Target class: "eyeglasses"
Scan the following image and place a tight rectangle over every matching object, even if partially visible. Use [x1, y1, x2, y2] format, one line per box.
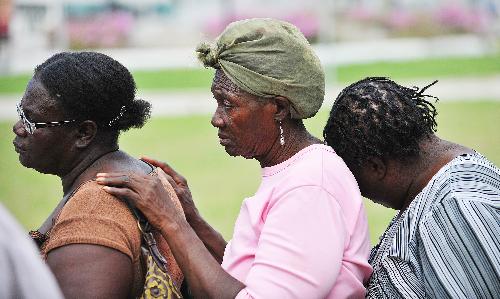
[16, 103, 77, 134]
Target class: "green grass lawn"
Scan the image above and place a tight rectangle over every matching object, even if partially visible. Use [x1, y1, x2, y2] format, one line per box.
[1, 101, 498, 244]
[1, 54, 499, 94]
[330, 54, 500, 83]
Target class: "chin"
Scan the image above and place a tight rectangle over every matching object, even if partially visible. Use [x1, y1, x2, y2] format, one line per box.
[376, 200, 396, 209]
[225, 150, 239, 157]
[368, 196, 400, 210]
[17, 154, 31, 168]
[222, 144, 240, 157]
[240, 152, 256, 159]
[222, 145, 237, 156]
[224, 148, 255, 160]
[18, 156, 52, 175]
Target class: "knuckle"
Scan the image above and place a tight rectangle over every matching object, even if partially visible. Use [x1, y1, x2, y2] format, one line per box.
[123, 189, 133, 197]
[146, 177, 156, 187]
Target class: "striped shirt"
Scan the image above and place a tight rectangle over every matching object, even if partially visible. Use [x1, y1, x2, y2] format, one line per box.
[367, 153, 500, 299]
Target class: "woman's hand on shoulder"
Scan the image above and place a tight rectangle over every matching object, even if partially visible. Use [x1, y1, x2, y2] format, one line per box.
[95, 171, 184, 233]
[142, 157, 229, 264]
[141, 157, 200, 223]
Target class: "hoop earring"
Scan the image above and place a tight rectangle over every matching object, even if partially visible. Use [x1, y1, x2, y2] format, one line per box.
[279, 121, 285, 146]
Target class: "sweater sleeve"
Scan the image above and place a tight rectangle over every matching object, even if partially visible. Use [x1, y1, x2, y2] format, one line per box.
[235, 185, 346, 299]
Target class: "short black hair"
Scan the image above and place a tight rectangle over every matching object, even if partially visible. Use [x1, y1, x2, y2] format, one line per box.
[323, 77, 438, 168]
[34, 52, 151, 143]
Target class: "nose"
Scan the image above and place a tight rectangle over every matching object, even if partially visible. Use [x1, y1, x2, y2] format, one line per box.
[211, 106, 224, 128]
[13, 120, 27, 137]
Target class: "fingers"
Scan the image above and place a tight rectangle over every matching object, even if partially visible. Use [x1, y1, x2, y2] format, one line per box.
[140, 156, 171, 171]
[156, 169, 175, 187]
[140, 156, 186, 185]
[165, 175, 178, 190]
[96, 172, 151, 193]
[101, 186, 140, 206]
[96, 172, 129, 178]
[101, 185, 134, 198]
[98, 174, 152, 211]
[96, 173, 133, 187]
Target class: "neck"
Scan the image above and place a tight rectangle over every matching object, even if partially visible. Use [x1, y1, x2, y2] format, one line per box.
[61, 146, 119, 196]
[258, 121, 321, 168]
[399, 135, 473, 211]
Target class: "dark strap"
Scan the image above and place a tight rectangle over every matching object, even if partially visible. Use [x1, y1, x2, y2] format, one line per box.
[127, 202, 170, 272]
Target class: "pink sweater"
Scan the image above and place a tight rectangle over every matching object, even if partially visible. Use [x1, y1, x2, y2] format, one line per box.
[221, 144, 372, 299]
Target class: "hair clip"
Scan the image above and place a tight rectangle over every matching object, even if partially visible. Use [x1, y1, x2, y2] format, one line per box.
[108, 105, 126, 127]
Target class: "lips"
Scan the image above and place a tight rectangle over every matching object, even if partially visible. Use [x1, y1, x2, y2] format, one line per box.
[218, 133, 231, 146]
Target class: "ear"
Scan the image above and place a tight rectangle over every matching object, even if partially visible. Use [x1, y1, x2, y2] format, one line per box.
[365, 156, 387, 181]
[272, 96, 291, 122]
[74, 120, 98, 148]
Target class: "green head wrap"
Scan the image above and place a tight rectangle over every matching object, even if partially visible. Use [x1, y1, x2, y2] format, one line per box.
[196, 18, 325, 119]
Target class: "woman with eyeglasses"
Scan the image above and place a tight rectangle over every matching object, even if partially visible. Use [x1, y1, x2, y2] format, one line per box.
[12, 52, 184, 298]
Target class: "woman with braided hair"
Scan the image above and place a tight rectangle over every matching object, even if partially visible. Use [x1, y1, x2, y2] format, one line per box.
[323, 77, 500, 298]
[12, 52, 184, 298]
[97, 18, 372, 298]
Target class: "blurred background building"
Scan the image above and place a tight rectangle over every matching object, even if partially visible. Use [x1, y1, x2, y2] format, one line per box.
[0, 0, 498, 74]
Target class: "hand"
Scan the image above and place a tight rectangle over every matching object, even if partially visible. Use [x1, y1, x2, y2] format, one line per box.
[95, 172, 185, 232]
[141, 157, 199, 223]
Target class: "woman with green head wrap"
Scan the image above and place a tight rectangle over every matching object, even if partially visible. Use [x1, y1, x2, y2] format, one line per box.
[97, 18, 372, 298]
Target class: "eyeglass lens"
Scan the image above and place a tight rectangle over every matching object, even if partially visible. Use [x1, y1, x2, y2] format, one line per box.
[16, 103, 33, 134]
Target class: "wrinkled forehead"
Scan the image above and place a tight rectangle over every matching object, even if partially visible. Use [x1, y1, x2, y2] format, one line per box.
[211, 69, 243, 94]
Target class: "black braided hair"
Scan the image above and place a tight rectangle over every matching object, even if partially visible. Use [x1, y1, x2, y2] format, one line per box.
[323, 77, 438, 169]
[33, 52, 151, 143]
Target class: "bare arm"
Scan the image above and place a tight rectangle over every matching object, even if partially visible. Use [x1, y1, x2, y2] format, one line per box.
[161, 217, 244, 298]
[47, 244, 133, 299]
[185, 210, 227, 264]
[96, 171, 245, 299]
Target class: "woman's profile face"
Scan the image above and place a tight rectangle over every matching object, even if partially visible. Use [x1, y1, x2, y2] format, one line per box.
[12, 78, 76, 175]
[210, 71, 278, 159]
